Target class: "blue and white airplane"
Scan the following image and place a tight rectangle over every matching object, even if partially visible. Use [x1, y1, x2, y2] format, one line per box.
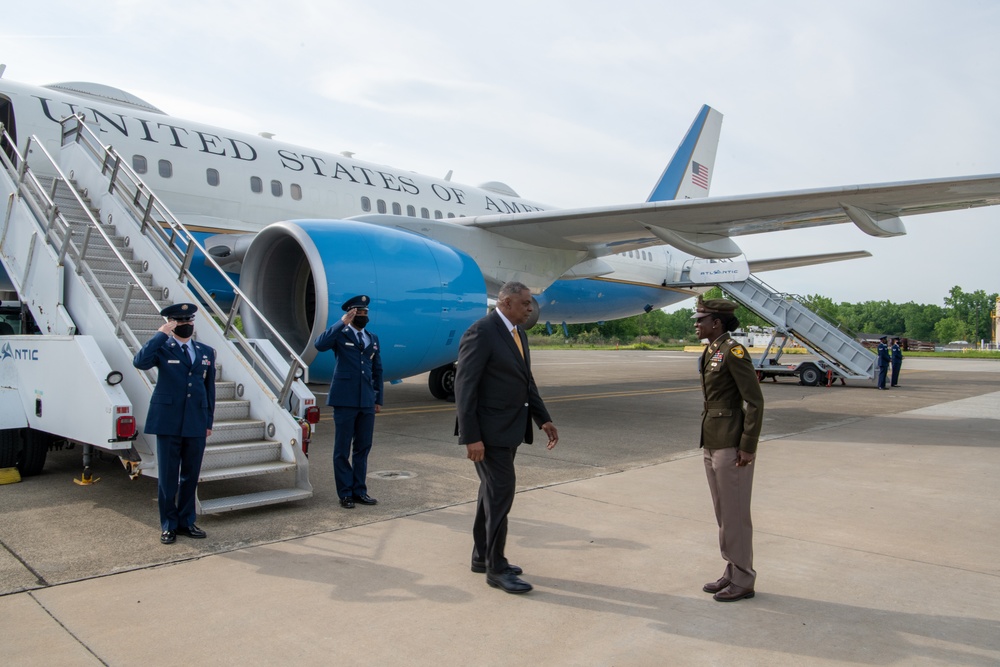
[2, 69, 999, 397]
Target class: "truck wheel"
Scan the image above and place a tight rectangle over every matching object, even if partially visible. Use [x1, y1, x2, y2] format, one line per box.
[17, 429, 51, 477]
[428, 364, 456, 401]
[799, 363, 821, 387]
[0, 429, 18, 468]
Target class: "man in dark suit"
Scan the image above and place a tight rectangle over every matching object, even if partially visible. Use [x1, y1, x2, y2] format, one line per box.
[133, 303, 216, 545]
[455, 281, 558, 594]
[693, 297, 764, 602]
[314, 295, 383, 509]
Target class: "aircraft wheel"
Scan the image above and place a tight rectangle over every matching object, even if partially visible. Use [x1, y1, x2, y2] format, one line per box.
[798, 363, 821, 387]
[428, 364, 456, 401]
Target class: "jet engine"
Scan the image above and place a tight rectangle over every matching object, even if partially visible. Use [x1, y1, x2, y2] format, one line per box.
[238, 220, 487, 384]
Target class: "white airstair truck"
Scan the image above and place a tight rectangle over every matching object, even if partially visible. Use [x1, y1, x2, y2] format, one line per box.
[0, 115, 314, 513]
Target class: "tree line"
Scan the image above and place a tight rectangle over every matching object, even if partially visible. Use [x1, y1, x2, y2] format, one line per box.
[529, 286, 998, 345]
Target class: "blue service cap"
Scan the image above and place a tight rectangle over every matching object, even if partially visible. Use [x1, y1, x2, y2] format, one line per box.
[341, 295, 371, 311]
[160, 303, 198, 320]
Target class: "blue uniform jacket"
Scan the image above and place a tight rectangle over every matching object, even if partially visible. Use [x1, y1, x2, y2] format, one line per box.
[133, 332, 217, 436]
[314, 325, 383, 409]
[891, 343, 903, 363]
[877, 343, 890, 367]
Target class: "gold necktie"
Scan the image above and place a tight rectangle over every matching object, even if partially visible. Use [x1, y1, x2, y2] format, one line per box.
[511, 327, 524, 359]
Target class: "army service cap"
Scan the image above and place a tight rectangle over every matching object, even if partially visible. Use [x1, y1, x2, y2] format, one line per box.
[341, 294, 371, 311]
[160, 303, 198, 321]
[691, 296, 738, 319]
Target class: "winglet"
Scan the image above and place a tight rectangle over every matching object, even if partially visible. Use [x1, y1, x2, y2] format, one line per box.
[646, 105, 724, 202]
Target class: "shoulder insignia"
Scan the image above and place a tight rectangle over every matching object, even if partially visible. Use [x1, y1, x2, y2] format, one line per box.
[731, 346, 745, 358]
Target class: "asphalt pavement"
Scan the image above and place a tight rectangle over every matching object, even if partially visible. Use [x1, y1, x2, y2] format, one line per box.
[1, 352, 998, 666]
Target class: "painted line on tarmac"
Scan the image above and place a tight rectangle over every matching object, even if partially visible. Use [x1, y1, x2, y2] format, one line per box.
[377, 385, 700, 416]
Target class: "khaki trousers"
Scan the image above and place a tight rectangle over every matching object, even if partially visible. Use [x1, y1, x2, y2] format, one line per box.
[703, 446, 756, 588]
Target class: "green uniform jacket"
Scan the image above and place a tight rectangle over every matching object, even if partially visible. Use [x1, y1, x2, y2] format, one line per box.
[699, 333, 765, 453]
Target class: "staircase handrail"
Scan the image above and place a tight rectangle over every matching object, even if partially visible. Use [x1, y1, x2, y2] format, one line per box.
[57, 115, 308, 406]
[1, 124, 162, 352]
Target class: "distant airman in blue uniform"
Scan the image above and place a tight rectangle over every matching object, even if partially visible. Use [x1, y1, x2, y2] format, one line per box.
[133, 303, 216, 544]
[890, 337, 904, 387]
[314, 295, 383, 508]
[876, 336, 890, 390]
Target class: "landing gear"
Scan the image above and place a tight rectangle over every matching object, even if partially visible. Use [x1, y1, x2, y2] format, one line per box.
[428, 363, 456, 401]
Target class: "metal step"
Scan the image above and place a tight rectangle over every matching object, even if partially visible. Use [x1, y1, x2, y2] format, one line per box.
[201, 440, 282, 469]
[198, 488, 313, 514]
[198, 461, 297, 482]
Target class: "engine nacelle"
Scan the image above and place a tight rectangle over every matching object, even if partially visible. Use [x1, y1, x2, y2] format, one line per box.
[239, 220, 487, 383]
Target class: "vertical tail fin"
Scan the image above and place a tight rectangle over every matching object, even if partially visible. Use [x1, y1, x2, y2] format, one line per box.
[646, 105, 723, 202]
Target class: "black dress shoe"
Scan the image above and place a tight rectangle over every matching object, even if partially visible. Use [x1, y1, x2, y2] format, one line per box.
[339, 497, 355, 508]
[176, 524, 207, 539]
[471, 561, 523, 575]
[160, 530, 176, 545]
[486, 571, 533, 594]
[702, 576, 731, 594]
[713, 583, 755, 602]
[353, 493, 378, 505]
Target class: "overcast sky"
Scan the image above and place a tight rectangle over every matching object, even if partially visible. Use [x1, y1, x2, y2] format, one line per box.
[5, 1, 998, 307]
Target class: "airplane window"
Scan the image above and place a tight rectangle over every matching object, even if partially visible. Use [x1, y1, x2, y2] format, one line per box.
[206, 168, 220, 186]
[250, 176, 263, 193]
[271, 180, 283, 197]
[291, 183, 302, 201]
[158, 159, 172, 178]
[641, 251, 647, 261]
[434, 210, 443, 219]
[447, 212, 456, 218]
[132, 155, 147, 174]
[392, 202, 401, 215]
[407, 205, 416, 217]
[420, 207, 429, 219]
[361, 197, 372, 212]
[377, 199, 387, 214]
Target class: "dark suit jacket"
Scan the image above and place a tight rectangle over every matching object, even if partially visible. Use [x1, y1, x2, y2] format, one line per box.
[455, 311, 551, 448]
[314, 324, 383, 409]
[133, 332, 216, 437]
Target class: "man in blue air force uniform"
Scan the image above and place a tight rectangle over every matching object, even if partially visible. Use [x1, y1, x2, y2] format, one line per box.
[133, 303, 216, 545]
[314, 295, 383, 508]
[876, 336, 890, 390]
[890, 337, 904, 387]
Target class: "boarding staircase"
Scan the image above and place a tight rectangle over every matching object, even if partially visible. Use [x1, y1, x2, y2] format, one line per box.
[0, 115, 314, 513]
[717, 275, 876, 381]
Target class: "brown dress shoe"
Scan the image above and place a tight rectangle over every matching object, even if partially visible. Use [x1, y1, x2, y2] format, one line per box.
[702, 577, 731, 594]
[713, 583, 755, 602]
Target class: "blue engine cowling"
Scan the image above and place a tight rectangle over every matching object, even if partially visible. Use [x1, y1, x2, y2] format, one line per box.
[238, 220, 487, 383]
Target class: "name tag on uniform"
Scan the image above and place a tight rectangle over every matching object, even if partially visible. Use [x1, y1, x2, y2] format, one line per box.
[345, 342, 355, 347]
[167, 359, 181, 364]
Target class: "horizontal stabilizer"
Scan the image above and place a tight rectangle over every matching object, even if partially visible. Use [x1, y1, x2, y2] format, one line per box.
[748, 250, 872, 273]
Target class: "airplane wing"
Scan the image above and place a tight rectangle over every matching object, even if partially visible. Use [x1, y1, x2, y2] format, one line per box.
[747, 250, 872, 273]
[459, 174, 1000, 259]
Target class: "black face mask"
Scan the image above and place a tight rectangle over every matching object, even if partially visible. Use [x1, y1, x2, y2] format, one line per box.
[174, 323, 195, 338]
[353, 315, 369, 329]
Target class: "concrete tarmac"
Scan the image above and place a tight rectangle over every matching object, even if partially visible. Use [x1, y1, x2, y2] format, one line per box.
[1, 352, 998, 666]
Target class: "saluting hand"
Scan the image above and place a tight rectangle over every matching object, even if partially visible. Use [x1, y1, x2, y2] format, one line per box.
[341, 308, 357, 326]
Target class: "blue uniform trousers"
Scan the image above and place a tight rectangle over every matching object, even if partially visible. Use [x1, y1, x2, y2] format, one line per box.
[332, 406, 375, 499]
[891, 362, 901, 386]
[156, 435, 207, 531]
